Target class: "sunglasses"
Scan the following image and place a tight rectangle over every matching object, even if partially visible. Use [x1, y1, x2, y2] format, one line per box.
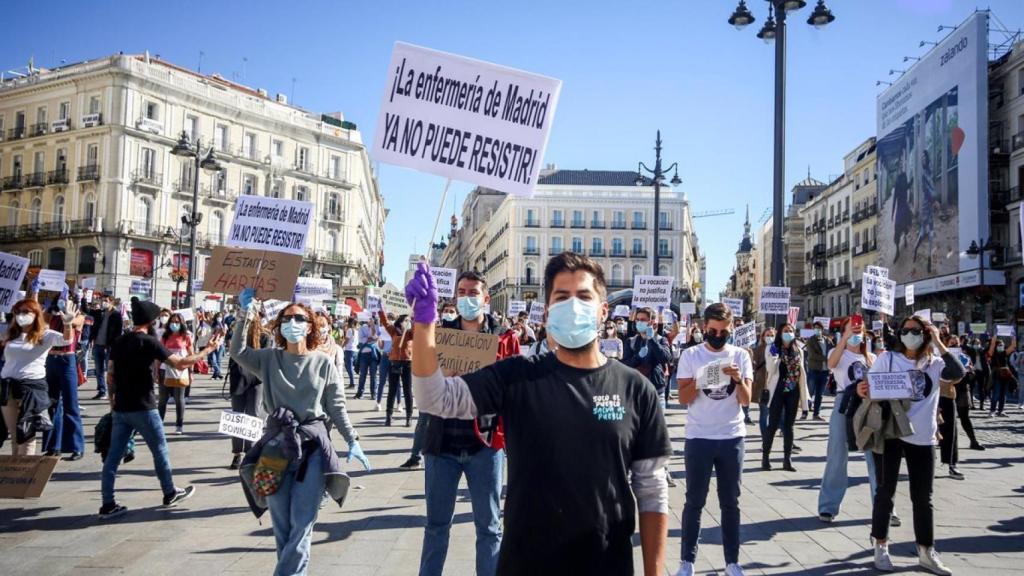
[900, 328, 923, 336]
[281, 314, 309, 324]
[705, 329, 731, 338]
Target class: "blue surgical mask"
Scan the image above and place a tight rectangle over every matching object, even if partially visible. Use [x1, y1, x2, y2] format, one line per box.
[457, 296, 484, 321]
[546, 297, 599, 350]
[635, 321, 649, 334]
[168, 322, 181, 332]
[782, 332, 795, 345]
[281, 320, 308, 343]
[849, 334, 863, 347]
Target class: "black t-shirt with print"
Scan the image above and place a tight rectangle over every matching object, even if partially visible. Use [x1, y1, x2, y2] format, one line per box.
[463, 352, 672, 575]
[110, 331, 171, 412]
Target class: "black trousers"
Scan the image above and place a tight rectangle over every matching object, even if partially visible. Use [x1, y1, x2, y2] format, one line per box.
[230, 385, 260, 454]
[386, 360, 413, 419]
[955, 381, 980, 447]
[871, 439, 935, 546]
[938, 396, 958, 465]
[763, 388, 799, 462]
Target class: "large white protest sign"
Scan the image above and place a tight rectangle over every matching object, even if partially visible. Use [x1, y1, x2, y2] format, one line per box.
[679, 302, 697, 316]
[997, 324, 1014, 338]
[612, 305, 630, 318]
[812, 316, 831, 329]
[430, 267, 457, 298]
[862, 273, 896, 316]
[366, 294, 382, 314]
[868, 372, 914, 400]
[733, 322, 757, 348]
[337, 303, 352, 318]
[865, 265, 889, 279]
[375, 42, 562, 197]
[905, 284, 915, 306]
[758, 287, 791, 316]
[507, 300, 527, 316]
[914, 309, 931, 323]
[295, 277, 333, 301]
[722, 298, 744, 318]
[36, 269, 66, 292]
[632, 275, 673, 309]
[0, 252, 29, 313]
[528, 301, 545, 324]
[172, 308, 195, 323]
[228, 196, 313, 257]
[78, 276, 96, 290]
[218, 411, 264, 442]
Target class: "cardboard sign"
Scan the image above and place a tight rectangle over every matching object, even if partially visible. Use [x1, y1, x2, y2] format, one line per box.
[172, 307, 195, 323]
[862, 273, 895, 316]
[612, 305, 631, 318]
[788, 307, 800, 326]
[366, 295, 382, 314]
[203, 246, 303, 301]
[997, 325, 1014, 338]
[78, 276, 97, 289]
[868, 372, 914, 400]
[733, 321, 757, 348]
[905, 284, 915, 306]
[914, 309, 932, 323]
[295, 277, 333, 301]
[431, 267, 457, 298]
[508, 300, 527, 316]
[0, 252, 30, 313]
[865, 265, 889, 279]
[228, 196, 313, 257]
[758, 287, 791, 315]
[375, 42, 562, 197]
[435, 327, 500, 376]
[600, 338, 621, 357]
[218, 411, 265, 442]
[0, 455, 59, 498]
[528, 301, 545, 324]
[722, 298, 744, 318]
[812, 316, 831, 329]
[36, 269, 66, 292]
[679, 302, 697, 316]
[632, 275, 674, 309]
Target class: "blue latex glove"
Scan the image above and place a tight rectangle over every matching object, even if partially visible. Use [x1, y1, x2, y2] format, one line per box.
[769, 344, 779, 356]
[638, 345, 649, 359]
[30, 277, 41, 294]
[404, 261, 438, 325]
[238, 288, 257, 313]
[346, 441, 371, 471]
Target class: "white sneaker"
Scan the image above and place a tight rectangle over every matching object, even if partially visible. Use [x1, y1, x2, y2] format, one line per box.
[724, 563, 745, 576]
[874, 540, 895, 572]
[375, 402, 382, 411]
[918, 545, 953, 575]
[673, 561, 694, 576]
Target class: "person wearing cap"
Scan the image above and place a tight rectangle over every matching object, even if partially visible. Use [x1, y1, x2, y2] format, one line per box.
[99, 300, 222, 519]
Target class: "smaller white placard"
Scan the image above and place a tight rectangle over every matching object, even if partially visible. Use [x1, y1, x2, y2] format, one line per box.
[218, 411, 265, 442]
[812, 316, 831, 329]
[507, 300, 527, 316]
[905, 284, 915, 306]
[800, 328, 816, 339]
[612, 305, 630, 318]
[872, 320, 884, 331]
[679, 302, 697, 316]
[528, 301, 545, 324]
[599, 339, 620, 357]
[733, 322, 757, 348]
[722, 298, 744, 318]
[37, 269, 66, 291]
[758, 287, 791, 315]
[865, 265, 889, 279]
[867, 372, 914, 400]
[914, 309, 931, 323]
[173, 308, 195, 323]
[337, 303, 352, 317]
[366, 295, 382, 314]
[356, 310, 371, 322]
[997, 325, 1014, 338]
[79, 276, 97, 289]
[430, 267, 457, 298]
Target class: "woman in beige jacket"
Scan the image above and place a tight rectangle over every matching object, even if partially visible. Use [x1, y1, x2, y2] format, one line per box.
[762, 323, 809, 471]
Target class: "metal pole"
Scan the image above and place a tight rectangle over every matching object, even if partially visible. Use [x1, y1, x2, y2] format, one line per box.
[185, 150, 200, 309]
[175, 233, 183, 308]
[771, 4, 786, 289]
[653, 131, 662, 277]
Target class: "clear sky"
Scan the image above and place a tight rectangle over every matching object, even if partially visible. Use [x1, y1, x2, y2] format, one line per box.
[4, 0, 1023, 296]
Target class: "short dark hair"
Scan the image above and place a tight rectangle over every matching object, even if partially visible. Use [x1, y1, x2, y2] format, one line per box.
[703, 302, 733, 324]
[543, 251, 606, 305]
[635, 307, 656, 322]
[456, 270, 487, 289]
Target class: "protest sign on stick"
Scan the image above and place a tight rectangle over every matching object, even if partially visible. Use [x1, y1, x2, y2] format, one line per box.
[430, 267, 457, 298]
[631, 276, 673, 309]
[227, 196, 313, 257]
[722, 298, 744, 318]
[436, 328, 500, 377]
[758, 287, 791, 316]
[861, 273, 895, 316]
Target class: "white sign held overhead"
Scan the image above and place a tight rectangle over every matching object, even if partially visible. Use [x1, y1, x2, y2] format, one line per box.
[865, 265, 889, 279]
[528, 302, 545, 324]
[375, 42, 562, 197]
[758, 287, 791, 316]
[337, 303, 352, 318]
[295, 277, 333, 301]
[0, 252, 30, 313]
[172, 308, 194, 323]
[430, 267, 457, 298]
[679, 302, 697, 316]
[631, 275, 673, 309]
[997, 324, 1014, 338]
[366, 295, 382, 314]
[722, 298, 744, 318]
[812, 316, 831, 329]
[905, 284, 915, 306]
[733, 322, 757, 348]
[612, 305, 631, 318]
[78, 276, 96, 290]
[36, 269, 66, 292]
[228, 196, 314, 257]
[914, 309, 931, 323]
[861, 273, 896, 316]
[800, 328, 817, 339]
[872, 320, 884, 331]
[507, 300, 527, 316]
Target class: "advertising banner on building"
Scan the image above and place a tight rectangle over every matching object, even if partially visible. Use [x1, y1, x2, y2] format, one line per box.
[374, 42, 561, 197]
[875, 12, 988, 288]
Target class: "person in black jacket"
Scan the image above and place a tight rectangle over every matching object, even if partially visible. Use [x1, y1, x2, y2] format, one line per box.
[88, 295, 123, 400]
[623, 307, 673, 407]
[227, 314, 270, 469]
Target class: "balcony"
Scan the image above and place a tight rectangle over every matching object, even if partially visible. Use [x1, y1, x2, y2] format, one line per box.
[47, 169, 69, 185]
[316, 251, 352, 265]
[631, 221, 647, 230]
[7, 126, 26, 140]
[123, 219, 161, 237]
[630, 250, 648, 258]
[659, 221, 673, 231]
[841, 211, 850, 222]
[548, 247, 566, 255]
[570, 220, 585, 229]
[2, 175, 22, 190]
[523, 247, 540, 256]
[68, 219, 94, 234]
[237, 146, 262, 162]
[990, 139, 1010, 155]
[805, 226, 812, 236]
[174, 178, 196, 194]
[323, 209, 344, 222]
[131, 170, 163, 189]
[50, 118, 71, 133]
[659, 250, 673, 258]
[29, 123, 47, 137]
[136, 117, 162, 135]
[23, 172, 46, 188]
[293, 162, 315, 175]
[519, 276, 541, 287]
[1013, 132, 1024, 152]
[817, 219, 825, 230]
[841, 240, 849, 251]
[550, 220, 565, 228]
[590, 220, 605, 229]
[524, 219, 540, 228]
[610, 249, 627, 258]
[80, 113, 102, 128]
[827, 217, 836, 229]
[610, 221, 627, 230]
[77, 165, 100, 182]
[589, 248, 606, 257]
[204, 185, 237, 204]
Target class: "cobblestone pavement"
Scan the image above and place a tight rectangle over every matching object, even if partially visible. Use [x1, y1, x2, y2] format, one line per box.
[1, 373, 1022, 575]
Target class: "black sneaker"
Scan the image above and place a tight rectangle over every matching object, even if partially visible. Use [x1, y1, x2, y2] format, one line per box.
[162, 485, 196, 507]
[123, 451, 135, 464]
[948, 467, 965, 480]
[92, 393, 108, 400]
[64, 452, 83, 461]
[398, 457, 423, 470]
[229, 453, 243, 470]
[98, 502, 128, 519]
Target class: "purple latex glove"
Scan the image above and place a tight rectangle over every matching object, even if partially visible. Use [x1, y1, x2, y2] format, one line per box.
[405, 261, 438, 325]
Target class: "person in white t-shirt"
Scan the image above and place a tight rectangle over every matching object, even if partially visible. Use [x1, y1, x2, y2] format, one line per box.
[860, 315, 964, 575]
[674, 303, 753, 576]
[341, 318, 359, 389]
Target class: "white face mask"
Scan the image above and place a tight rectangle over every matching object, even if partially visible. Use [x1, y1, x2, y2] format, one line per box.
[15, 313, 35, 327]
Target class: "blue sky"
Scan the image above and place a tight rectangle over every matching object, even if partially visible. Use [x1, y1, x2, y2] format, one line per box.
[4, 0, 1024, 295]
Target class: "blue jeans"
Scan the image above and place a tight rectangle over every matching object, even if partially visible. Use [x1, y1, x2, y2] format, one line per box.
[757, 401, 770, 438]
[356, 354, 378, 398]
[92, 345, 111, 395]
[208, 346, 223, 378]
[421, 448, 503, 576]
[267, 452, 325, 576]
[43, 354, 85, 454]
[991, 377, 1008, 413]
[807, 369, 829, 416]
[377, 355, 391, 403]
[101, 409, 176, 505]
[817, 391, 878, 517]
[343, 350, 356, 388]
[682, 437, 743, 565]
[409, 414, 428, 460]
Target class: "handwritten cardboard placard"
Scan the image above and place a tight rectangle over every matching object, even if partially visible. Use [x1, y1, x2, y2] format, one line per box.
[868, 372, 914, 400]
[436, 327, 500, 376]
[0, 455, 59, 498]
[218, 411, 265, 442]
[203, 246, 303, 301]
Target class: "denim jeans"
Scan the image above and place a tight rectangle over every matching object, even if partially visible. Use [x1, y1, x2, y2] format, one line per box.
[342, 350, 356, 388]
[991, 377, 1009, 413]
[377, 355, 391, 403]
[420, 448, 503, 576]
[807, 369, 829, 416]
[92, 345, 111, 395]
[409, 414, 428, 461]
[817, 391, 877, 517]
[682, 437, 743, 565]
[208, 346, 223, 378]
[356, 353, 378, 398]
[43, 354, 85, 454]
[101, 409, 176, 505]
[267, 452, 325, 576]
[757, 401, 769, 438]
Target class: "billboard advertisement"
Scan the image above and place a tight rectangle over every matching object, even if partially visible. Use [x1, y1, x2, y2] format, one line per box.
[875, 12, 988, 286]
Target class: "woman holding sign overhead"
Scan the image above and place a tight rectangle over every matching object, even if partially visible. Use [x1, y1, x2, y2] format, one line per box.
[762, 323, 808, 472]
[859, 315, 964, 575]
[986, 331, 1015, 418]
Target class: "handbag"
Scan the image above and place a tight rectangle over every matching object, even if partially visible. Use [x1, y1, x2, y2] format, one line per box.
[77, 362, 87, 388]
[998, 367, 1013, 380]
[164, 354, 190, 388]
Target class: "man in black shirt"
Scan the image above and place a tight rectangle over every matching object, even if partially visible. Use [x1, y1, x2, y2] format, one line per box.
[89, 294, 123, 399]
[408, 253, 672, 575]
[99, 299, 220, 519]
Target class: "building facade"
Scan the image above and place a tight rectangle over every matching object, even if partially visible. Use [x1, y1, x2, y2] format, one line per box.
[0, 53, 385, 305]
[441, 168, 705, 315]
[721, 206, 758, 319]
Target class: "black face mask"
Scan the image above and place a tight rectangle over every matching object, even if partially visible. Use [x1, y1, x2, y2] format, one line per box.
[705, 333, 730, 349]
